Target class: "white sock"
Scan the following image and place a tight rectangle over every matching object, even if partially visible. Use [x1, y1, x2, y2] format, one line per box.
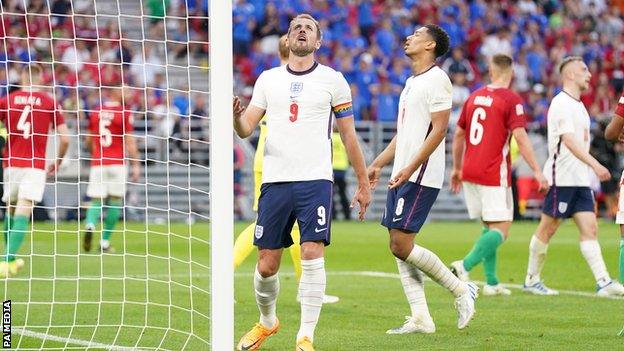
[100, 240, 110, 249]
[526, 235, 548, 285]
[405, 245, 466, 297]
[396, 257, 431, 320]
[254, 266, 279, 329]
[579, 240, 611, 286]
[297, 258, 326, 342]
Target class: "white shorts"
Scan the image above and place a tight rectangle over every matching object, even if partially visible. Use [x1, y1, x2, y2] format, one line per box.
[616, 173, 624, 224]
[2, 167, 47, 203]
[86, 165, 127, 199]
[463, 182, 513, 222]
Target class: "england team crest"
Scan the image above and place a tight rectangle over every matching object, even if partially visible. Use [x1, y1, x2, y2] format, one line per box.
[558, 202, 568, 214]
[290, 82, 304, 96]
[254, 225, 264, 239]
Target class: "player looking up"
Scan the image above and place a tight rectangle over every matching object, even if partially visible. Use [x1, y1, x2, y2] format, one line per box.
[0, 64, 69, 277]
[367, 25, 478, 335]
[449, 54, 549, 295]
[233, 14, 371, 351]
[83, 86, 140, 253]
[232, 34, 339, 304]
[523, 56, 624, 297]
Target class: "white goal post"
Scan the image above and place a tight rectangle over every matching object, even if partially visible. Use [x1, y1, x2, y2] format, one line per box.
[209, 0, 234, 350]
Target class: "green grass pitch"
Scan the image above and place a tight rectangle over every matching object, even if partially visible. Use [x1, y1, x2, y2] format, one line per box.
[2, 221, 210, 350]
[2, 220, 623, 350]
[235, 220, 624, 351]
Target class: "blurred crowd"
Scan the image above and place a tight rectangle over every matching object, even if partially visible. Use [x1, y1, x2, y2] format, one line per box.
[0, 0, 210, 164]
[234, 0, 624, 125]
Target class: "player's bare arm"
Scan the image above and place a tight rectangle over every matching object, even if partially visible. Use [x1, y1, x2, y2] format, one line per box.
[48, 123, 70, 176]
[367, 135, 397, 190]
[336, 116, 371, 220]
[125, 134, 141, 182]
[450, 126, 466, 194]
[605, 113, 624, 142]
[512, 127, 549, 192]
[232, 96, 264, 138]
[560, 132, 610, 181]
[389, 108, 450, 189]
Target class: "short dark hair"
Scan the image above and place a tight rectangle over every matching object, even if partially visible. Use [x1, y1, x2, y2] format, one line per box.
[424, 24, 450, 58]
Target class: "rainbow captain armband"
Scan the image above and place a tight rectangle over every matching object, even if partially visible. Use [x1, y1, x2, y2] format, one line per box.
[333, 102, 353, 118]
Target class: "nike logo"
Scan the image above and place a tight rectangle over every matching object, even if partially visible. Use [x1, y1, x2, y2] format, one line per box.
[392, 217, 402, 222]
[315, 227, 327, 233]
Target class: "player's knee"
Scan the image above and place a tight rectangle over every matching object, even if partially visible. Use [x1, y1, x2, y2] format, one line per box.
[300, 241, 323, 260]
[580, 224, 598, 240]
[14, 199, 34, 216]
[537, 222, 557, 240]
[256, 259, 280, 277]
[388, 240, 410, 261]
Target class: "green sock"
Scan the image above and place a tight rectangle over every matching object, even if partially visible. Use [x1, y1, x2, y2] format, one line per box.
[483, 229, 505, 285]
[85, 200, 102, 228]
[463, 229, 504, 271]
[6, 215, 29, 262]
[484, 247, 500, 286]
[619, 239, 624, 284]
[102, 199, 122, 242]
[461, 228, 490, 271]
[3, 214, 11, 244]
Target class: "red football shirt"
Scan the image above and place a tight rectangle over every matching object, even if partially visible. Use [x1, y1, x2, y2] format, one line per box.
[0, 90, 65, 170]
[457, 86, 526, 187]
[89, 102, 134, 166]
[615, 95, 624, 117]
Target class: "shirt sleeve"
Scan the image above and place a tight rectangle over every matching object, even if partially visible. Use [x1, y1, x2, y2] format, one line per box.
[332, 72, 353, 119]
[615, 95, 624, 117]
[457, 100, 468, 129]
[506, 93, 527, 130]
[0, 97, 6, 123]
[548, 100, 574, 136]
[125, 111, 134, 133]
[89, 111, 98, 134]
[429, 73, 452, 113]
[249, 72, 268, 110]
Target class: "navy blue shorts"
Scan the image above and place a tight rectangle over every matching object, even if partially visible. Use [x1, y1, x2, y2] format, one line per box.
[381, 182, 439, 233]
[542, 186, 594, 218]
[254, 180, 333, 249]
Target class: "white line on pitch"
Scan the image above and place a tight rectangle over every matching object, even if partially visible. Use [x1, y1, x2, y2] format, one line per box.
[235, 270, 624, 300]
[13, 328, 140, 351]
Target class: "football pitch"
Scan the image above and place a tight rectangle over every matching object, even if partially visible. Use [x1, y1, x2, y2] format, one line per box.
[235, 220, 624, 351]
[2, 221, 211, 350]
[1, 220, 622, 350]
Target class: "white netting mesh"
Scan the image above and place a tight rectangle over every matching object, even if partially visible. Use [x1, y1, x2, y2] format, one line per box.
[0, 0, 211, 349]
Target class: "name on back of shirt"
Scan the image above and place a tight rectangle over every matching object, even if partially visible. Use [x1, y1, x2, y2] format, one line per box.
[13, 95, 42, 106]
[473, 95, 493, 107]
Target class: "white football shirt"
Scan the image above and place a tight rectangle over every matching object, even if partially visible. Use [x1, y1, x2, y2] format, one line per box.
[542, 91, 591, 186]
[250, 62, 353, 183]
[391, 66, 452, 189]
